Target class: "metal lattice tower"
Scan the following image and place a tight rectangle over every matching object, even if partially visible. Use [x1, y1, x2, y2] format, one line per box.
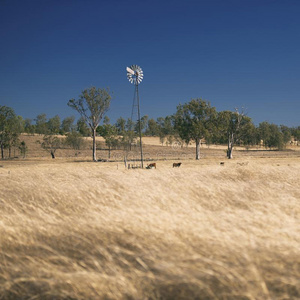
[126, 65, 144, 168]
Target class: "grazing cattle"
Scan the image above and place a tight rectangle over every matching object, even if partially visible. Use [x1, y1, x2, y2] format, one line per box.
[173, 162, 182, 168]
[146, 163, 156, 169]
[220, 162, 225, 166]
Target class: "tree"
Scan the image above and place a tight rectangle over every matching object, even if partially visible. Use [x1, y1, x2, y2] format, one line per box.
[61, 116, 75, 134]
[5, 115, 24, 158]
[291, 126, 300, 142]
[47, 115, 61, 135]
[258, 121, 271, 148]
[134, 115, 148, 134]
[146, 118, 159, 136]
[68, 87, 111, 161]
[174, 99, 217, 160]
[280, 125, 291, 145]
[24, 118, 36, 135]
[123, 118, 136, 151]
[217, 109, 254, 159]
[19, 141, 28, 158]
[115, 117, 126, 135]
[64, 131, 86, 152]
[41, 135, 61, 159]
[77, 117, 90, 136]
[103, 116, 110, 125]
[0, 106, 23, 159]
[35, 114, 48, 134]
[98, 123, 119, 159]
[268, 124, 284, 150]
[163, 116, 175, 135]
[258, 122, 283, 149]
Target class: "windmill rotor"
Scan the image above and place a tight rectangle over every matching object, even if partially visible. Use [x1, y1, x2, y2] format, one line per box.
[126, 65, 143, 85]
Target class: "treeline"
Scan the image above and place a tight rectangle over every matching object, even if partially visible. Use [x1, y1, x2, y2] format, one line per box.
[1, 100, 299, 160]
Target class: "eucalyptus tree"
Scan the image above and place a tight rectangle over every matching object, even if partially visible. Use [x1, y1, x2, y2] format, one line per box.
[64, 131, 86, 152]
[174, 99, 217, 160]
[291, 126, 300, 142]
[115, 117, 126, 135]
[258, 122, 287, 150]
[145, 118, 159, 136]
[61, 116, 75, 134]
[41, 135, 61, 159]
[47, 115, 61, 134]
[134, 115, 148, 134]
[123, 118, 136, 151]
[280, 125, 292, 145]
[0, 106, 23, 159]
[258, 121, 271, 148]
[98, 123, 119, 159]
[68, 87, 111, 161]
[35, 114, 48, 134]
[24, 118, 36, 135]
[77, 117, 90, 136]
[217, 109, 253, 159]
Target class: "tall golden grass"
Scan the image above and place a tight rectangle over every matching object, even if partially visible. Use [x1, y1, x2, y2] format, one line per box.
[0, 157, 299, 299]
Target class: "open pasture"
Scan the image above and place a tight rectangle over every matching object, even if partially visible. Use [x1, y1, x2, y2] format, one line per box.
[0, 156, 300, 299]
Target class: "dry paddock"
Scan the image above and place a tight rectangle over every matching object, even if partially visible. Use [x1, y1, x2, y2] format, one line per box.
[0, 156, 300, 299]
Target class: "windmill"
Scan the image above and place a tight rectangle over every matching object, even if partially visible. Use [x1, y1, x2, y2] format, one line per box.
[126, 65, 144, 168]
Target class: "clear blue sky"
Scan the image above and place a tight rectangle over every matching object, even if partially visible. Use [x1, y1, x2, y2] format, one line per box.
[0, 0, 299, 127]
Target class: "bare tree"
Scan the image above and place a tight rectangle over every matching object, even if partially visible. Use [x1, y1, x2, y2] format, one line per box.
[68, 87, 111, 161]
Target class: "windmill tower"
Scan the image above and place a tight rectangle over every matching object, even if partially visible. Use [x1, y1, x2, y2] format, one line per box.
[126, 65, 144, 168]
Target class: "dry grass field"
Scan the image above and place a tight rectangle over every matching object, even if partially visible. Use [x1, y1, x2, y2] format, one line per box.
[0, 136, 300, 299]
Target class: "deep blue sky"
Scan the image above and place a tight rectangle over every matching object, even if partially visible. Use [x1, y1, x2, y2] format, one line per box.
[0, 0, 299, 126]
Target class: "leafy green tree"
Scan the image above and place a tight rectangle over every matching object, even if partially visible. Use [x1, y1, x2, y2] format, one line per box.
[241, 121, 257, 148]
[35, 114, 48, 134]
[258, 122, 286, 150]
[77, 117, 90, 136]
[167, 135, 174, 147]
[68, 87, 112, 161]
[156, 116, 175, 145]
[258, 122, 271, 148]
[163, 116, 175, 135]
[19, 141, 28, 158]
[61, 116, 75, 134]
[217, 109, 254, 158]
[115, 117, 126, 135]
[64, 131, 86, 151]
[24, 118, 36, 135]
[103, 116, 110, 125]
[0, 106, 23, 159]
[47, 115, 61, 134]
[280, 125, 291, 145]
[123, 118, 136, 151]
[125, 118, 135, 131]
[268, 124, 284, 150]
[41, 135, 61, 158]
[291, 126, 300, 142]
[145, 118, 159, 136]
[6, 115, 24, 158]
[134, 115, 148, 134]
[98, 123, 119, 158]
[174, 99, 217, 160]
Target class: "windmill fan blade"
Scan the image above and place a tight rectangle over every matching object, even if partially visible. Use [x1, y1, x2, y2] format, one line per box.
[126, 67, 134, 75]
